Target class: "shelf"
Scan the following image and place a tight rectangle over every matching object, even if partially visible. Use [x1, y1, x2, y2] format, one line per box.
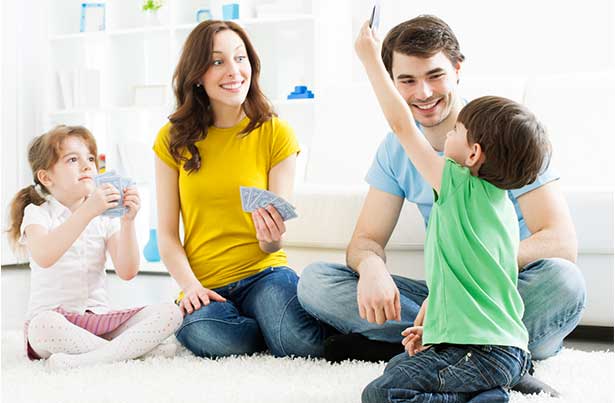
[242, 15, 316, 25]
[51, 26, 170, 42]
[108, 260, 168, 275]
[139, 261, 168, 274]
[45, 1, 323, 261]
[50, 101, 314, 118]
[49, 107, 105, 115]
[173, 15, 316, 32]
[108, 105, 171, 113]
[51, 14, 319, 40]
[50, 31, 106, 42]
[272, 98, 316, 106]
[108, 26, 170, 37]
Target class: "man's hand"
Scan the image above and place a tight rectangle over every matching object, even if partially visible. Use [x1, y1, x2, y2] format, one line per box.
[357, 258, 401, 324]
[402, 326, 426, 356]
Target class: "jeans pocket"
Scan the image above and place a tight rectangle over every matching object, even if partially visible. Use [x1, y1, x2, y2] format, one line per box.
[438, 350, 487, 391]
[477, 346, 523, 388]
[438, 346, 518, 392]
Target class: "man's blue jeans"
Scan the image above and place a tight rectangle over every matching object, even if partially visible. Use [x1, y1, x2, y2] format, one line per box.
[175, 266, 333, 358]
[362, 344, 532, 403]
[297, 258, 586, 360]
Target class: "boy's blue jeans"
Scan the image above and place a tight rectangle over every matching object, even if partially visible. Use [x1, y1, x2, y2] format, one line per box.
[362, 344, 531, 403]
[297, 258, 586, 360]
[175, 266, 333, 358]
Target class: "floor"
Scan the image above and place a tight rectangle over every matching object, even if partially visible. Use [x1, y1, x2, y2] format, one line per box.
[2, 266, 613, 352]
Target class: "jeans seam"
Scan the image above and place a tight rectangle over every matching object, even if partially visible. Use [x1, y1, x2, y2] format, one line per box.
[298, 288, 349, 335]
[478, 349, 513, 387]
[528, 302, 586, 347]
[491, 346, 525, 373]
[175, 316, 249, 337]
[275, 294, 298, 357]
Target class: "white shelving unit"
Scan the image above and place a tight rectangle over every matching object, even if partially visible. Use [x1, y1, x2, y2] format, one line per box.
[44, 0, 324, 272]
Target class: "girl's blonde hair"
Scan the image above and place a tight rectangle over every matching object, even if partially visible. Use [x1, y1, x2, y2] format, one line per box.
[6, 125, 98, 252]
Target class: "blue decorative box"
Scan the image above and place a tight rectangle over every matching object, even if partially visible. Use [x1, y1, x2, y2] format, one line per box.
[222, 3, 239, 20]
[80, 3, 106, 33]
[196, 8, 213, 22]
[287, 85, 315, 99]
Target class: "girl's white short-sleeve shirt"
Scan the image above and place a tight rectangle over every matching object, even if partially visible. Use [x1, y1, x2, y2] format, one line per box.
[20, 197, 120, 320]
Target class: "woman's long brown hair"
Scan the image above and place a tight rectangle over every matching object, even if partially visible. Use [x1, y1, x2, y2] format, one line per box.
[169, 20, 274, 173]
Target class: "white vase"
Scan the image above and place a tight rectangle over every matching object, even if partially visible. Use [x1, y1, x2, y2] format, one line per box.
[144, 10, 161, 26]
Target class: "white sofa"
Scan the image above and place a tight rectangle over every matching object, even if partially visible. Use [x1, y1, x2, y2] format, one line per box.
[284, 185, 613, 327]
[282, 72, 614, 327]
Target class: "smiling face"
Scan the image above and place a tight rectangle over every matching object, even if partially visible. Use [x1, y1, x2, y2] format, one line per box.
[201, 29, 252, 114]
[391, 51, 460, 128]
[39, 136, 97, 203]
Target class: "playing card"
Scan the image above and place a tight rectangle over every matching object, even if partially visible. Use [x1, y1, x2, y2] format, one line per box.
[239, 186, 261, 213]
[93, 171, 135, 218]
[272, 202, 298, 221]
[239, 186, 298, 221]
[240, 186, 251, 211]
[247, 187, 260, 211]
[250, 189, 279, 211]
[369, 0, 381, 30]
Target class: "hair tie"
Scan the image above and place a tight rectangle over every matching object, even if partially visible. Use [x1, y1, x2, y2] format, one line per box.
[33, 183, 46, 198]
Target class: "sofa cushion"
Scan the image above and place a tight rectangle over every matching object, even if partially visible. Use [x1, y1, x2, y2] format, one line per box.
[289, 185, 613, 255]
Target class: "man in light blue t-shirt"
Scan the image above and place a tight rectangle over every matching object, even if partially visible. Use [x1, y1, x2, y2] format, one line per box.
[297, 14, 584, 394]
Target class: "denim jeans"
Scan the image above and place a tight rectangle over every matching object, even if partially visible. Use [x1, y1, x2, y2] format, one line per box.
[297, 258, 586, 360]
[175, 266, 333, 358]
[362, 344, 531, 403]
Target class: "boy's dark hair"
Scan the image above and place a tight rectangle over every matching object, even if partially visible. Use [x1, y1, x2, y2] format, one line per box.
[458, 96, 552, 190]
[381, 15, 465, 79]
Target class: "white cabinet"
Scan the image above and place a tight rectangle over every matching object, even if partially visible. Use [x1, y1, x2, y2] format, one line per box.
[44, 0, 326, 270]
[45, 0, 323, 171]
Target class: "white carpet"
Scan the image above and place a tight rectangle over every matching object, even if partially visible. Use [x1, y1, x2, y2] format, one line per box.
[1, 331, 613, 403]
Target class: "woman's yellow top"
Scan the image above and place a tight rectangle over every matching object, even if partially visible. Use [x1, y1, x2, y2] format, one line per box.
[153, 116, 300, 290]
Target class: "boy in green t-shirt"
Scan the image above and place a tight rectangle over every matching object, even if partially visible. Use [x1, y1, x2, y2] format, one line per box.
[355, 21, 552, 403]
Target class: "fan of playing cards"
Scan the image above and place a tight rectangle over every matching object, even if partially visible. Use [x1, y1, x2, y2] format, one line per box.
[240, 186, 298, 221]
[93, 171, 136, 218]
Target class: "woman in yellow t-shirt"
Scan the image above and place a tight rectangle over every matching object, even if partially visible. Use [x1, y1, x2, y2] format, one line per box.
[153, 20, 330, 358]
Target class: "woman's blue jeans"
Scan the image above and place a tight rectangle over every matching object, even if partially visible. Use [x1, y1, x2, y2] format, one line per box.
[175, 266, 333, 358]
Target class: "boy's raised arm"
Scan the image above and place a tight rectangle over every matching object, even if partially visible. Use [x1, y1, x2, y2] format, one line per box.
[355, 21, 445, 192]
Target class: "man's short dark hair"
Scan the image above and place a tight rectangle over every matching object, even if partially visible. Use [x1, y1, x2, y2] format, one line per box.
[458, 96, 552, 190]
[381, 15, 465, 78]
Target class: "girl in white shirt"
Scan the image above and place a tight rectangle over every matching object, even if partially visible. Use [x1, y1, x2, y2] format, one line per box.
[7, 125, 182, 370]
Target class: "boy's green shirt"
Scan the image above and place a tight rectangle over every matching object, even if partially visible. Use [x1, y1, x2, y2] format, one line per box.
[422, 159, 529, 351]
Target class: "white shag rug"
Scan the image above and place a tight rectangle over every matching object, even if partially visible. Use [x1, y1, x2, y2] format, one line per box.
[2, 331, 613, 403]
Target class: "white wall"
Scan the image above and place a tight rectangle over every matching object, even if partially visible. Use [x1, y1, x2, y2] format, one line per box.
[2, 0, 615, 264]
[348, 0, 615, 80]
[307, 0, 615, 187]
[1, 0, 48, 264]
